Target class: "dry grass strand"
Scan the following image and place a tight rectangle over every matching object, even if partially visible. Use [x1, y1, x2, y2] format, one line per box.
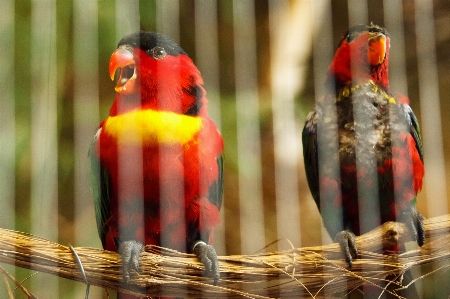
[0, 215, 448, 298]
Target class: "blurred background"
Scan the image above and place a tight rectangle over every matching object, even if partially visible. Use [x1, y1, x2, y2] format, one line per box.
[0, 0, 449, 298]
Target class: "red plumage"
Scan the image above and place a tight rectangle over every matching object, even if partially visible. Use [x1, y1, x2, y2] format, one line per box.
[328, 31, 390, 90]
[303, 23, 425, 261]
[303, 23, 425, 298]
[91, 31, 223, 299]
[95, 118, 222, 251]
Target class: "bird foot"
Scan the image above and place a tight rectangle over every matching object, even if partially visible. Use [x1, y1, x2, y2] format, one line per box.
[192, 241, 220, 285]
[401, 208, 425, 247]
[118, 240, 143, 284]
[334, 230, 358, 269]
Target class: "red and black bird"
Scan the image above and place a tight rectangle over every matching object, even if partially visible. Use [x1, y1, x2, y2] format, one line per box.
[90, 31, 223, 298]
[302, 24, 425, 268]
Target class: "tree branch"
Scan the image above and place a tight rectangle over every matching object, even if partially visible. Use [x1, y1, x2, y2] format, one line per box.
[0, 214, 449, 298]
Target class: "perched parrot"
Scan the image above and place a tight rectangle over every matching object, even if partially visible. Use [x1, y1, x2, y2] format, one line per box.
[302, 24, 425, 269]
[90, 31, 223, 298]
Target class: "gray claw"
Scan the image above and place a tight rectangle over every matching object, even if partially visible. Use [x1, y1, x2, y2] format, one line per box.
[402, 209, 425, 247]
[118, 240, 143, 284]
[334, 229, 358, 269]
[193, 241, 220, 285]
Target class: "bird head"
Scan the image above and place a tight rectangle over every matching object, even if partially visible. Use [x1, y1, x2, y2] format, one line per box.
[108, 31, 206, 116]
[328, 24, 390, 90]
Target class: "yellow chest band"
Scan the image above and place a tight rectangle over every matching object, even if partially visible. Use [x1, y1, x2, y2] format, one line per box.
[336, 81, 396, 104]
[103, 109, 202, 146]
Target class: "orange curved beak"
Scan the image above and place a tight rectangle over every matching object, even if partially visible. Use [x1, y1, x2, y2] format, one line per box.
[368, 34, 386, 66]
[109, 46, 136, 94]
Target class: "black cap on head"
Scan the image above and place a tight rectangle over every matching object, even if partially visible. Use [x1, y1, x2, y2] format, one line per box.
[118, 31, 187, 56]
[344, 24, 389, 43]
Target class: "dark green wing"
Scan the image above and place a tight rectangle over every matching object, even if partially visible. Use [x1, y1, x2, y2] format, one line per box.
[89, 129, 112, 248]
[302, 111, 320, 207]
[405, 104, 424, 162]
[209, 155, 224, 211]
[186, 154, 223, 248]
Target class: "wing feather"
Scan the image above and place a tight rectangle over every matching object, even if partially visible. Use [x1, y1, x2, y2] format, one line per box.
[89, 128, 112, 248]
[302, 110, 320, 207]
[406, 105, 424, 162]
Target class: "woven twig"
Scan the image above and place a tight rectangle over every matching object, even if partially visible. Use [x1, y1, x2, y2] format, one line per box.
[0, 214, 449, 298]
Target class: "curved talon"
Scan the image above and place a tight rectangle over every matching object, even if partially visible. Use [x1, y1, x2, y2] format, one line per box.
[118, 240, 143, 284]
[334, 230, 358, 269]
[402, 209, 425, 247]
[69, 245, 90, 299]
[193, 241, 220, 285]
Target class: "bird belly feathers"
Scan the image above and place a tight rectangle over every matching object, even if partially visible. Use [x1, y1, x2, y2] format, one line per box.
[306, 83, 423, 235]
[93, 109, 222, 250]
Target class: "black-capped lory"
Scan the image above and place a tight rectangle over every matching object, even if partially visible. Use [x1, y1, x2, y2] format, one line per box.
[303, 24, 425, 268]
[90, 31, 223, 299]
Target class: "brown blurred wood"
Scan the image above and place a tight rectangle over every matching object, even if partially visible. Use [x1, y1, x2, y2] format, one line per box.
[0, 215, 448, 298]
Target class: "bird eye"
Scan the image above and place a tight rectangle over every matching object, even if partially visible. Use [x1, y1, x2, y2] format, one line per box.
[346, 32, 358, 42]
[150, 46, 167, 60]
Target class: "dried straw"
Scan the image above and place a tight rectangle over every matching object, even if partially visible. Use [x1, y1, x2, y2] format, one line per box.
[0, 214, 449, 298]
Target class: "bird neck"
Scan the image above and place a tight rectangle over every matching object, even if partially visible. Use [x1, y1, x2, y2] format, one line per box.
[370, 59, 389, 91]
[327, 63, 390, 94]
[108, 86, 208, 117]
[109, 94, 142, 116]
